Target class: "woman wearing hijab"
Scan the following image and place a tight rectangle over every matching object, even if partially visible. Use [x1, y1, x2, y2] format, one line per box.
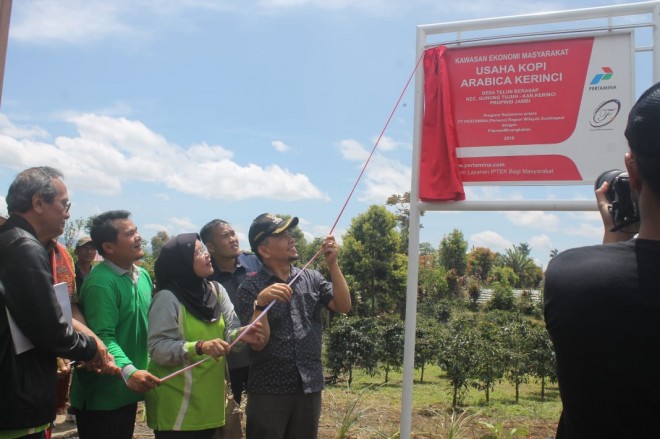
[145, 233, 265, 439]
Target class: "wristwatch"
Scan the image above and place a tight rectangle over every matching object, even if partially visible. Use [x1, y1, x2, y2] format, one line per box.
[253, 300, 268, 312]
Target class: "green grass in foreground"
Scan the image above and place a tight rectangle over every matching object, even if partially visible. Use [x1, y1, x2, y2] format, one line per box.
[322, 364, 562, 438]
[340, 365, 561, 419]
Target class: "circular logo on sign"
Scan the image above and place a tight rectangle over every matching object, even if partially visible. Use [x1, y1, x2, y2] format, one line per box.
[590, 99, 621, 128]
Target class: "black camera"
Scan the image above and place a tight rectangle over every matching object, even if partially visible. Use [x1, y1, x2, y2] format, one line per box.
[594, 169, 640, 231]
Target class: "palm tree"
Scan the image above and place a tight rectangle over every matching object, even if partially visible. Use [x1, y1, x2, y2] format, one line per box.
[503, 243, 538, 288]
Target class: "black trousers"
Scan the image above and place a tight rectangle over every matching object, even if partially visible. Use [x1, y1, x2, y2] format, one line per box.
[246, 392, 321, 439]
[154, 429, 216, 439]
[74, 402, 137, 439]
[228, 366, 249, 405]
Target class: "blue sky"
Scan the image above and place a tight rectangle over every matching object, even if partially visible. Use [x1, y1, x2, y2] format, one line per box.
[0, 0, 651, 269]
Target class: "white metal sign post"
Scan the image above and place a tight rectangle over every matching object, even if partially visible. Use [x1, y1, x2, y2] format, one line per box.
[401, 2, 660, 438]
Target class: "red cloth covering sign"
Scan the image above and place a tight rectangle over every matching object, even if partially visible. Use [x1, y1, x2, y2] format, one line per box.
[420, 46, 465, 202]
[420, 38, 596, 200]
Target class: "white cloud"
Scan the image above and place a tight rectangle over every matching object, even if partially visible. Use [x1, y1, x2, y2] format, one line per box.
[143, 223, 170, 234]
[143, 217, 197, 237]
[272, 140, 291, 153]
[562, 222, 603, 239]
[9, 0, 597, 46]
[294, 217, 343, 244]
[11, 1, 139, 44]
[338, 139, 369, 161]
[339, 138, 410, 203]
[302, 231, 315, 243]
[529, 234, 553, 253]
[255, 0, 403, 14]
[187, 143, 234, 161]
[464, 186, 525, 201]
[169, 217, 198, 231]
[504, 211, 560, 231]
[359, 155, 411, 203]
[528, 234, 555, 270]
[469, 230, 512, 253]
[568, 210, 601, 222]
[371, 135, 408, 152]
[300, 226, 345, 246]
[8, 0, 407, 45]
[0, 114, 48, 139]
[0, 113, 328, 202]
[0, 196, 6, 216]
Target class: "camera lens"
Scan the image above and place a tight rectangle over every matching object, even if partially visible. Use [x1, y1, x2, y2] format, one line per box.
[594, 169, 624, 203]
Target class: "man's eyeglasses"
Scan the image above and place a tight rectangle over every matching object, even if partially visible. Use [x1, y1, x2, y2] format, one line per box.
[53, 200, 71, 213]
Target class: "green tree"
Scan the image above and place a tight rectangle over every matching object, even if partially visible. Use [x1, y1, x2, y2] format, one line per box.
[340, 205, 405, 316]
[472, 318, 505, 403]
[385, 192, 424, 253]
[438, 229, 468, 276]
[438, 314, 479, 407]
[375, 316, 405, 383]
[140, 253, 156, 283]
[467, 247, 496, 283]
[62, 217, 90, 251]
[517, 290, 542, 318]
[490, 266, 519, 287]
[488, 281, 516, 312]
[418, 263, 449, 301]
[549, 248, 559, 259]
[419, 242, 435, 256]
[528, 322, 556, 400]
[445, 268, 464, 298]
[325, 316, 378, 386]
[150, 230, 170, 259]
[297, 236, 332, 279]
[502, 243, 542, 288]
[414, 317, 441, 383]
[467, 279, 481, 310]
[418, 297, 453, 323]
[500, 315, 533, 403]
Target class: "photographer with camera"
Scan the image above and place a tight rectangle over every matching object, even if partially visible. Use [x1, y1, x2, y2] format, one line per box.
[594, 169, 639, 243]
[544, 82, 660, 439]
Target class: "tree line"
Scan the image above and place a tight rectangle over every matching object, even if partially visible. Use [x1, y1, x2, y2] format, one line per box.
[325, 301, 555, 407]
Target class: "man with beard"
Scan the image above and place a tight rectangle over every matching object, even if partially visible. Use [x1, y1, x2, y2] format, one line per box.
[237, 213, 351, 439]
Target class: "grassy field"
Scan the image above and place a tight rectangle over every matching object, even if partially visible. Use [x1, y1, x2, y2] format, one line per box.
[318, 364, 561, 439]
[123, 363, 561, 439]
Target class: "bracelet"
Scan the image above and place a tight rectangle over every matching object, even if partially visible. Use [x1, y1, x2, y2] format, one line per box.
[195, 340, 204, 356]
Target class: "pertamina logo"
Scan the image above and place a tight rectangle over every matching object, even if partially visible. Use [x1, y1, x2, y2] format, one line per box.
[589, 67, 616, 91]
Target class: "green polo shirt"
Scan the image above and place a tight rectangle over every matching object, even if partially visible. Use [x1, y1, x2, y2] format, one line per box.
[70, 260, 153, 410]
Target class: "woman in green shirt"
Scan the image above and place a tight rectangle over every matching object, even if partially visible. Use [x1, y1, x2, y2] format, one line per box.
[146, 233, 264, 439]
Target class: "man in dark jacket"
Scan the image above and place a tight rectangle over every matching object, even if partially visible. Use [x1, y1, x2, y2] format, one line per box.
[200, 218, 261, 404]
[0, 167, 108, 438]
